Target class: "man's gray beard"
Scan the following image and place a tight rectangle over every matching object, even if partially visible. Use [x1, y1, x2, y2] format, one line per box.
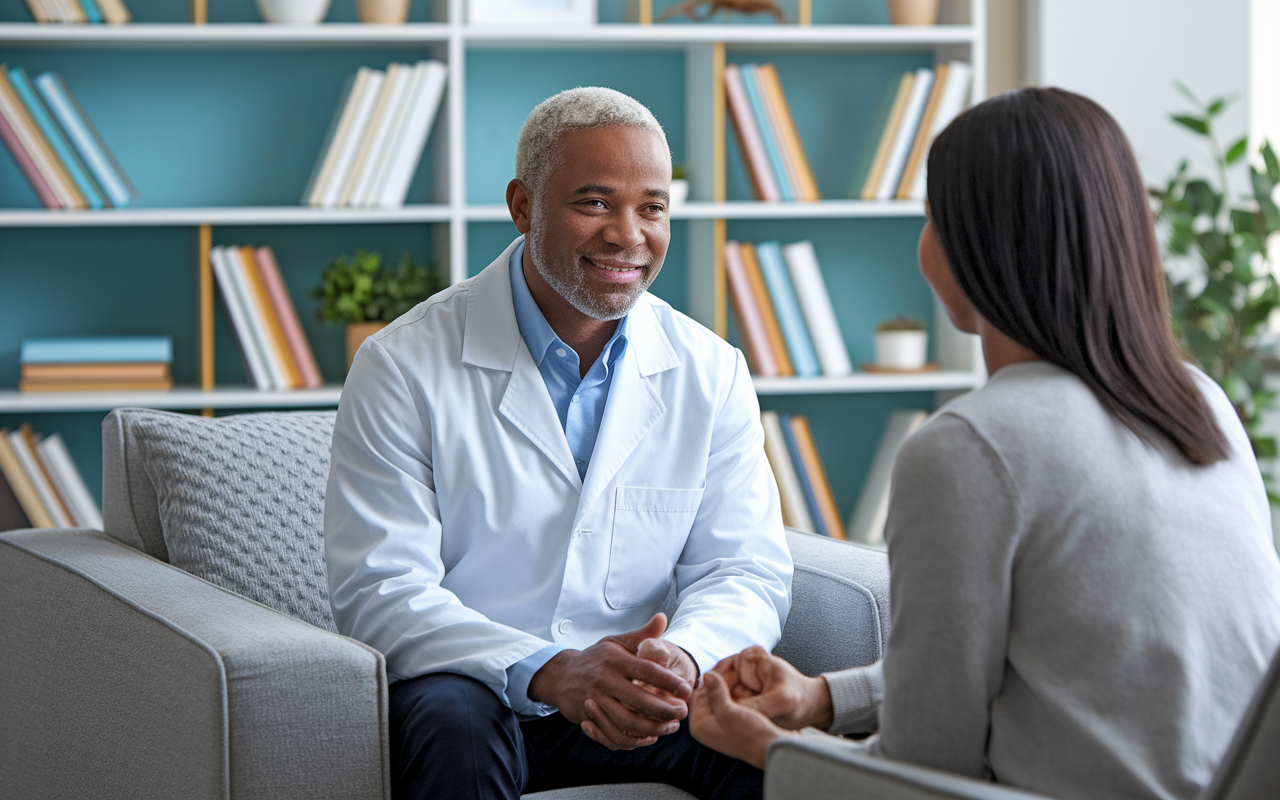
[527, 217, 655, 322]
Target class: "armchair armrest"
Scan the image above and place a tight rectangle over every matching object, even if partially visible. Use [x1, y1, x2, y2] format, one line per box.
[0, 528, 389, 800]
[764, 735, 1050, 800]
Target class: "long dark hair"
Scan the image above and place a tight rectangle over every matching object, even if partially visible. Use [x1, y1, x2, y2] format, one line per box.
[926, 87, 1228, 466]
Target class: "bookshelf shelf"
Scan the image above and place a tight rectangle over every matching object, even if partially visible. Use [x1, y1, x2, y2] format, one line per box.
[0, 205, 454, 227]
[0, 385, 344, 413]
[465, 200, 925, 222]
[0, 22, 453, 48]
[753, 371, 981, 395]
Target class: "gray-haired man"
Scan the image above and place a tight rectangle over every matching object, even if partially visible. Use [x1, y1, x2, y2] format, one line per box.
[324, 87, 792, 799]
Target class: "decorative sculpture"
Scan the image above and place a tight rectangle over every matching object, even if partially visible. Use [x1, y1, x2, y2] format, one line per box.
[655, 0, 787, 24]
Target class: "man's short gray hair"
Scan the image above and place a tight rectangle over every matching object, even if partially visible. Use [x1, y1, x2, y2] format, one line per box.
[515, 87, 670, 195]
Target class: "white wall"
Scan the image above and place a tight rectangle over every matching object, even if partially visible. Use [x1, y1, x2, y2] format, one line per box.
[1025, 0, 1250, 189]
[1252, 0, 1280, 152]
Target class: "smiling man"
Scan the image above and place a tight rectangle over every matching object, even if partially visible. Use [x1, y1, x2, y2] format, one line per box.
[324, 87, 792, 800]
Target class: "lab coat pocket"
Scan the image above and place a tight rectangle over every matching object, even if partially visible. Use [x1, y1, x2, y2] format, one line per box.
[605, 485, 705, 610]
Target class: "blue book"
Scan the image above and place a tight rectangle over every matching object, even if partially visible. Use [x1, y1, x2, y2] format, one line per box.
[21, 336, 173, 364]
[78, 0, 104, 23]
[33, 71, 136, 208]
[740, 64, 795, 202]
[755, 241, 821, 377]
[778, 413, 827, 537]
[8, 67, 108, 210]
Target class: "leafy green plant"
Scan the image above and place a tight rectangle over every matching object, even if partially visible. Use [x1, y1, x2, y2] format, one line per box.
[1149, 84, 1280, 482]
[313, 250, 446, 324]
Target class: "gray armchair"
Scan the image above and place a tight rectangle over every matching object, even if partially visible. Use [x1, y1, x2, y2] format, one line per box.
[0, 407, 890, 800]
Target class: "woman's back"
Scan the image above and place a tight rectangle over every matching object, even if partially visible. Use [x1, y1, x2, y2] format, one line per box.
[878, 361, 1280, 800]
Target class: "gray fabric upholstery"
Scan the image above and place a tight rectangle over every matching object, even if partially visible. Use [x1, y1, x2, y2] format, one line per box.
[526, 784, 696, 799]
[764, 736, 1049, 800]
[105, 407, 338, 632]
[102, 407, 169, 561]
[1206, 644, 1280, 800]
[0, 527, 389, 800]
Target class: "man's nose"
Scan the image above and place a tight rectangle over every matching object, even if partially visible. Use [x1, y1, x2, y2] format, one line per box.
[601, 210, 646, 251]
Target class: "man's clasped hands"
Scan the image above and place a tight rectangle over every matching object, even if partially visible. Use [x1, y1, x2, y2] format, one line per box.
[528, 611, 836, 769]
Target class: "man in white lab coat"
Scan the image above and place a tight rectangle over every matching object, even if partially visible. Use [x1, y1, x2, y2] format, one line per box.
[324, 87, 793, 800]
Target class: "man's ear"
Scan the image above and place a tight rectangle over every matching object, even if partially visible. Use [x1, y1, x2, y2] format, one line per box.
[507, 179, 533, 234]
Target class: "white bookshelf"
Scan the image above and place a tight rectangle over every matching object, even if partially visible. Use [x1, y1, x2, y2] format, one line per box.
[0, 385, 344, 413]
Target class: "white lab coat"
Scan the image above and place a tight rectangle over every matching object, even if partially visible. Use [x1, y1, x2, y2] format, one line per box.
[325, 237, 793, 705]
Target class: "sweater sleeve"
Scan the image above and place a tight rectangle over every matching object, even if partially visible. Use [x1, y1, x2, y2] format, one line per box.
[873, 412, 1022, 779]
[823, 661, 884, 735]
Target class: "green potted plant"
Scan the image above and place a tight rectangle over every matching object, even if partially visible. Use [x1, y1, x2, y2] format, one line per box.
[872, 316, 928, 371]
[1149, 85, 1280, 498]
[313, 250, 447, 369]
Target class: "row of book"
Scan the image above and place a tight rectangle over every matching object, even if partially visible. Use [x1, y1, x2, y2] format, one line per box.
[761, 411, 844, 539]
[0, 424, 102, 532]
[725, 239, 852, 379]
[22, 0, 131, 24]
[725, 62, 821, 203]
[852, 61, 973, 201]
[0, 65, 136, 210]
[304, 60, 448, 210]
[213, 245, 324, 391]
[20, 336, 172, 392]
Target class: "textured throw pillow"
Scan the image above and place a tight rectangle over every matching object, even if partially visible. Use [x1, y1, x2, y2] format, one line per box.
[134, 410, 338, 632]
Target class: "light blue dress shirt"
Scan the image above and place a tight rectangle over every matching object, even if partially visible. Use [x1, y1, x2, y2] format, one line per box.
[504, 238, 630, 716]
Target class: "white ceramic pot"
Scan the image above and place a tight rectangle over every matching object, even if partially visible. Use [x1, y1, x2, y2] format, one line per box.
[886, 0, 940, 25]
[669, 179, 689, 207]
[255, 0, 332, 24]
[358, 0, 411, 23]
[874, 329, 928, 369]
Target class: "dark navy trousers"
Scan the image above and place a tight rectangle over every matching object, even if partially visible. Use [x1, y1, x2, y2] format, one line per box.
[389, 672, 763, 800]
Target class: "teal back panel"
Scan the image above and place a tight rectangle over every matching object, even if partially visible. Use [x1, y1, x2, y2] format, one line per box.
[0, 0, 438, 23]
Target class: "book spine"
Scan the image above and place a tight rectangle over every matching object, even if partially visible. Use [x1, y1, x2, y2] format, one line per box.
[789, 415, 846, 539]
[22, 0, 51, 23]
[740, 64, 795, 202]
[896, 63, 949, 200]
[757, 64, 821, 202]
[0, 430, 54, 528]
[304, 70, 363, 207]
[211, 246, 272, 391]
[78, 0, 103, 23]
[20, 379, 172, 392]
[255, 246, 323, 389]
[321, 69, 384, 209]
[783, 240, 853, 377]
[779, 413, 827, 537]
[0, 100, 59, 208]
[723, 240, 779, 377]
[34, 72, 136, 207]
[355, 64, 415, 207]
[755, 241, 821, 378]
[724, 63, 781, 202]
[908, 61, 973, 201]
[0, 67, 79, 208]
[37, 434, 103, 530]
[0, 463, 32, 532]
[21, 337, 172, 363]
[751, 64, 806, 203]
[9, 67, 107, 209]
[236, 246, 294, 390]
[376, 60, 448, 208]
[11, 428, 73, 528]
[22, 363, 169, 381]
[740, 242, 794, 377]
[760, 411, 814, 532]
[861, 72, 915, 200]
[94, 0, 131, 24]
[876, 68, 934, 201]
[346, 63, 405, 208]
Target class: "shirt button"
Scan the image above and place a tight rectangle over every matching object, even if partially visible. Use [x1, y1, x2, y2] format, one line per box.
[555, 348, 567, 358]
[558, 619, 572, 635]
[570, 394, 579, 402]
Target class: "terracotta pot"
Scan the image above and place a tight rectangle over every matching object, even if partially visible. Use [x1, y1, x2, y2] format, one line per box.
[357, 0, 411, 24]
[886, 0, 939, 25]
[347, 321, 388, 370]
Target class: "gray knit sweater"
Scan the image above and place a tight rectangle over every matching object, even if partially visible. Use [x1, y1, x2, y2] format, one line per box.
[820, 361, 1280, 800]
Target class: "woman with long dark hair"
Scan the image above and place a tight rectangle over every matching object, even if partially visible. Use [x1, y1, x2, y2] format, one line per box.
[688, 87, 1280, 799]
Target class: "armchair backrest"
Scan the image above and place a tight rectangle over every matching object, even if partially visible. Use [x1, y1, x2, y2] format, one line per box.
[1204, 643, 1280, 800]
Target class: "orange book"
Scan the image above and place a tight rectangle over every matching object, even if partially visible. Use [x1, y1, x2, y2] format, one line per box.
[897, 62, 949, 199]
[789, 415, 846, 539]
[20, 379, 173, 392]
[741, 242, 794, 377]
[22, 362, 169, 382]
[861, 72, 914, 200]
[20, 425, 75, 525]
[757, 64, 821, 202]
[0, 67, 83, 209]
[238, 245, 302, 389]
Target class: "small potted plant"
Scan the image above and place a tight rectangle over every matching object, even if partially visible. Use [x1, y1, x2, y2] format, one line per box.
[670, 165, 690, 207]
[873, 316, 928, 370]
[313, 250, 447, 370]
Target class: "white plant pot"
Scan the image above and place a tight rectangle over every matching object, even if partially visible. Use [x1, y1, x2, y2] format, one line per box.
[255, 0, 332, 24]
[874, 329, 928, 370]
[669, 179, 689, 207]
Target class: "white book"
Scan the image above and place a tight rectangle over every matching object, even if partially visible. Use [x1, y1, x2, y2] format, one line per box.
[782, 241, 853, 378]
[37, 434, 102, 530]
[847, 410, 928, 547]
[761, 410, 815, 533]
[226, 247, 288, 390]
[353, 63, 414, 207]
[876, 68, 934, 200]
[319, 68, 385, 209]
[211, 246, 272, 390]
[374, 60, 448, 208]
[342, 63, 407, 208]
[304, 69, 369, 207]
[907, 61, 973, 200]
[363, 62, 422, 207]
[8, 430, 72, 529]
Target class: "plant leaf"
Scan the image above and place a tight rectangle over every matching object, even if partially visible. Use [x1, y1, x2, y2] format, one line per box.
[1207, 98, 1227, 116]
[1226, 136, 1249, 164]
[1172, 115, 1210, 135]
[1263, 141, 1280, 184]
[1174, 80, 1202, 107]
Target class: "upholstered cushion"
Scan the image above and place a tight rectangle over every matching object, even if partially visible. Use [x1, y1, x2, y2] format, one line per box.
[131, 410, 338, 632]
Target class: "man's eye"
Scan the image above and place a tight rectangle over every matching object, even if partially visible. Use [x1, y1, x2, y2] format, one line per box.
[582, 199, 606, 208]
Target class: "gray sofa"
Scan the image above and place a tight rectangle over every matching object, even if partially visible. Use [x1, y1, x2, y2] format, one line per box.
[0, 407, 891, 800]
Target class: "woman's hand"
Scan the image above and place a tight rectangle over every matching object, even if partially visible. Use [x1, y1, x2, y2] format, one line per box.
[689, 671, 790, 770]
[712, 646, 835, 730]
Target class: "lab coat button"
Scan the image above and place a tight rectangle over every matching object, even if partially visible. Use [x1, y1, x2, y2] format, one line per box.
[558, 619, 573, 634]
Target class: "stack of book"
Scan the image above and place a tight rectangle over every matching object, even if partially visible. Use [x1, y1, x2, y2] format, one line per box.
[850, 61, 973, 201]
[761, 411, 844, 539]
[212, 245, 323, 392]
[724, 239, 853, 379]
[304, 60, 449, 209]
[0, 66, 137, 211]
[0, 424, 102, 531]
[21, 0, 131, 23]
[20, 336, 172, 392]
[725, 62, 821, 203]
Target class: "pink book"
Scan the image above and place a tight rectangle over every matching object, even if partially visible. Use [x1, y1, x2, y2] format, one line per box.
[725, 64, 782, 203]
[255, 246, 324, 389]
[0, 105, 58, 209]
[724, 240, 779, 377]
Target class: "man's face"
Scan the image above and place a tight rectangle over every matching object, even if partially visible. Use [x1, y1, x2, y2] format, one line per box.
[526, 126, 671, 322]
